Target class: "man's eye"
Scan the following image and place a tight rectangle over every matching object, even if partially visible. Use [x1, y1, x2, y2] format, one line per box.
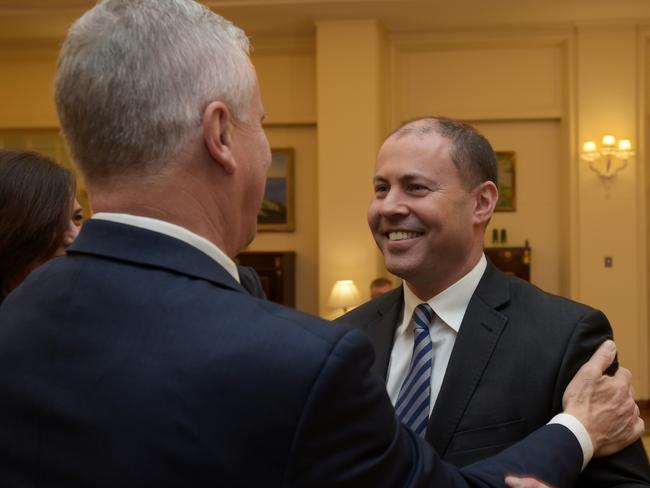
[407, 184, 427, 192]
[374, 185, 389, 195]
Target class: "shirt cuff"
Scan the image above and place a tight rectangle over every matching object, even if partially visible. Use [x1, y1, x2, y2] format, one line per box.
[548, 413, 594, 471]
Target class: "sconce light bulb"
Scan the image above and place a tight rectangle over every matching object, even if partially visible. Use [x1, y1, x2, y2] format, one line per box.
[582, 141, 597, 152]
[618, 139, 632, 151]
[602, 135, 616, 146]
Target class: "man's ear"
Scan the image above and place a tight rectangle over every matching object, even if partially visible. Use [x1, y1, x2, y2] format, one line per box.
[473, 180, 498, 225]
[202, 100, 236, 174]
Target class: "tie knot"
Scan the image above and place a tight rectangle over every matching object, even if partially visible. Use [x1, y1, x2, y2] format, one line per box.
[413, 303, 434, 330]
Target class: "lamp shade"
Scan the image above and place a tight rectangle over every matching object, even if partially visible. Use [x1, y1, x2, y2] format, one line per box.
[582, 141, 597, 153]
[618, 139, 632, 151]
[602, 135, 616, 146]
[328, 280, 361, 310]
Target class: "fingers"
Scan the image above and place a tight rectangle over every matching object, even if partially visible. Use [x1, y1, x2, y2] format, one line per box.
[584, 339, 617, 376]
[634, 416, 645, 439]
[562, 341, 618, 411]
[616, 365, 632, 382]
[564, 351, 642, 456]
[505, 475, 553, 488]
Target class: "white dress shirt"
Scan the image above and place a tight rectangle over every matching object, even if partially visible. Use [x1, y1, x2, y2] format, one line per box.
[386, 255, 487, 414]
[92, 213, 240, 283]
[385, 253, 593, 469]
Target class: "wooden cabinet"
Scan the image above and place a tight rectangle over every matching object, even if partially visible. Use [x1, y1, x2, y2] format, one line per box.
[484, 246, 531, 281]
[236, 251, 296, 307]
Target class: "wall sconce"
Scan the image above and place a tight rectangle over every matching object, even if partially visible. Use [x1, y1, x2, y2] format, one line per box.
[328, 280, 361, 313]
[580, 135, 634, 179]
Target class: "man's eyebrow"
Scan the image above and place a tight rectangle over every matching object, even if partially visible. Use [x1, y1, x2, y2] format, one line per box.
[399, 173, 429, 182]
[372, 173, 427, 181]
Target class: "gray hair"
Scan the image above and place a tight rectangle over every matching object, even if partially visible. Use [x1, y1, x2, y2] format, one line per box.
[54, 0, 254, 185]
[391, 116, 498, 189]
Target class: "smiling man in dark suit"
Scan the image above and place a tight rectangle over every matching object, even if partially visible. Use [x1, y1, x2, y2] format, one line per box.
[0, 2, 644, 486]
[338, 116, 650, 486]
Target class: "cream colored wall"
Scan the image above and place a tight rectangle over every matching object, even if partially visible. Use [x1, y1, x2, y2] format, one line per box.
[574, 25, 647, 397]
[252, 39, 316, 125]
[0, 47, 59, 128]
[389, 33, 566, 121]
[478, 121, 562, 294]
[0, 13, 74, 129]
[247, 43, 321, 315]
[316, 20, 385, 319]
[646, 34, 650, 391]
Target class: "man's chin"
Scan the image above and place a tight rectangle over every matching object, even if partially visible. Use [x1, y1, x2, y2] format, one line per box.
[384, 258, 416, 282]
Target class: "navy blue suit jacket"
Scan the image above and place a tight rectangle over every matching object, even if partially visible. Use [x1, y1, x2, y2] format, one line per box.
[238, 265, 266, 299]
[0, 221, 584, 487]
[338, 261, 650, 486]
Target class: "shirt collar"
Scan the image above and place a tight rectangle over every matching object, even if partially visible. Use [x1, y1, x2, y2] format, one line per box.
[402, 254, 487, 333]
[92, 212, 240, 283]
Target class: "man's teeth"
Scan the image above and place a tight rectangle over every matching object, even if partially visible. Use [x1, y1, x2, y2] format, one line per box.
[388, 231, 420, 241]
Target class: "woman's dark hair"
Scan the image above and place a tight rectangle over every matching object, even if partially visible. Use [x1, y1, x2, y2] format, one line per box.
[0, 149, 76, 300]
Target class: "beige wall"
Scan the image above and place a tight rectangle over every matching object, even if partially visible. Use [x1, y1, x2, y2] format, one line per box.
[316, 20, 385, 319]
[479, 120, 562, 294]
[252, 38, 316, 125]
[574, 25, 647, 397]
[0, 47, 59, 128]
[247, 43, 320, 315]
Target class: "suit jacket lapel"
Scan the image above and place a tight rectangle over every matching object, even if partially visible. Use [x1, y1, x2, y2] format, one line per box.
[68, 219, 246, 295]
[361, 288, 404, 379]
[426, 261, 510, 456]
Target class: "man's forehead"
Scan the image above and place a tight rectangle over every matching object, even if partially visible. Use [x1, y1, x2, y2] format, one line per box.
[393, 120, 439, 139]
[375, 131, 453, 175]
[382, 129, 449, 154]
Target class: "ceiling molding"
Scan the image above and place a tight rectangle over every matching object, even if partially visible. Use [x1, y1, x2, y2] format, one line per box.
[0, 0, 648, 38]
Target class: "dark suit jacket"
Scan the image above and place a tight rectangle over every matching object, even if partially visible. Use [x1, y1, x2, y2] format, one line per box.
[339, 260, 650, 487]
[0, 221, 585, 487]
[238, 264, 266, 299]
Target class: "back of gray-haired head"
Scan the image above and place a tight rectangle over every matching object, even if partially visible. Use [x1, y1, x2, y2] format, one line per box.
[391, 116, 498, 189]
[55, 0, 254, 185]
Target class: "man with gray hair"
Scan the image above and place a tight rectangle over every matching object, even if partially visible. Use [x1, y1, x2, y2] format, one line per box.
[0, 1, 643, 487]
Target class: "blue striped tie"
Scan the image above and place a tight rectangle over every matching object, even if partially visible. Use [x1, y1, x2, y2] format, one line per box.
[395, 303, 434, 437]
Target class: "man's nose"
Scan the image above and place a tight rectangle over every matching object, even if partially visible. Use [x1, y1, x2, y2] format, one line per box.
[378, 189, 409, 218]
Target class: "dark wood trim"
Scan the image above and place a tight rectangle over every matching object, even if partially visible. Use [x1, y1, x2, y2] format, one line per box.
[236, 251, 296, 307]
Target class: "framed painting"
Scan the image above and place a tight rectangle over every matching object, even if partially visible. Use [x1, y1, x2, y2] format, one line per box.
[495, 151, 516, 212]
[258, 148, 295, 232]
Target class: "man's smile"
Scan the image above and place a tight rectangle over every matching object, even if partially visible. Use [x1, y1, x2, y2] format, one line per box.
[387, 231, 424, 241]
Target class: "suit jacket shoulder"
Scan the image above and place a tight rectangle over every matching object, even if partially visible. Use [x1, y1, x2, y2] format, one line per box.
[238, 265, 266, 298]
[437, 261, 650, 486]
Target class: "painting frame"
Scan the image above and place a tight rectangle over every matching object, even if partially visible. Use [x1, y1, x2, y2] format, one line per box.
[495, 151, 516, 212]
[257, 148, 295, 232]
